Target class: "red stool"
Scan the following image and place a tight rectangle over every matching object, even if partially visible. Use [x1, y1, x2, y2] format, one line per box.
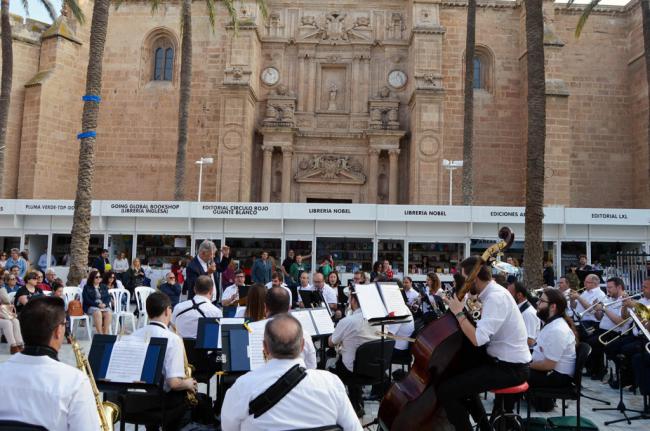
[489, 382, 529, 431]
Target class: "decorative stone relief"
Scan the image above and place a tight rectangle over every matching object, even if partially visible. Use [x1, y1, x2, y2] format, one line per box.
[368, 86, 400, 130]
[299, 11, 371, 43]
[387, 13, 404, 40]
[263, 85, 297, 127]
[294, 155, 366, 184]
[266, 11, 285, 38]
[414, 72, 443, 91]
[224, 66, 251, 85]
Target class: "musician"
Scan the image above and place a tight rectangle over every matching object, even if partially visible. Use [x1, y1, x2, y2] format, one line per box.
[402, 276, 421, 310]
[0, 296, 100, 430]
[329, 286, 379, 417]
[221, 314, 361, 430]
[577, 254, 592, 272]
[265, 271, 294, 307]
[529, 289, 577, 410]
[130, 291, 197, 430]
[222, 269, 246, 306]
[441, 256, 531, 431]
[266, 286, 317, 369]
[352, 270, 368, 285]
[184, 240, 230, 300]
[420, 272, 446, 318]
[507, 281, 540, 347]
[313, 272, 338, 312]
[585, 277, 629, 380]
[557, 276, 570, 295]
[570, 273, 606, 335]
[172, 275, 223, 339]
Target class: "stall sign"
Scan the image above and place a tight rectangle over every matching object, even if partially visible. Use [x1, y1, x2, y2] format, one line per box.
[190, 202, 282, 219]
[565, 208, 650, 226]
[285, 203, 375, 220]
[377, 205, 470, 222]
[101, 201, 190, 217]
[15, 200, 100, 216]
[0, 200, 15, 215]
[471, 206, 564, 224]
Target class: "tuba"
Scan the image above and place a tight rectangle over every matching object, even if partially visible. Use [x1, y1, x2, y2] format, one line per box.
[68, 336, 119, 431]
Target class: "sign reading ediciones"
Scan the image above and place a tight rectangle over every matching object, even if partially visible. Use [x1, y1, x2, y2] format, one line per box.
[101, 201, 189, 217]
[191, 203, 281, 219]
[471, 207, 564, 224]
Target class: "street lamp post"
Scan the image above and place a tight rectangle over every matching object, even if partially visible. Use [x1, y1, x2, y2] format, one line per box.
[195, 157, 214, 202]
[442, 159, 463, 206]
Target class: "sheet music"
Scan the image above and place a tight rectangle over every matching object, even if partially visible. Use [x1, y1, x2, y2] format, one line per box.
[355, 283, 388, 320]
[378, 283, 411, 318]
[235, 306, 246, 318]
[218, 318, 245, 349]
[311, 308, 335, 335]
[105, 336, 149, 383]
[291, 309, 318, 337]
[247, 319, 268, 370]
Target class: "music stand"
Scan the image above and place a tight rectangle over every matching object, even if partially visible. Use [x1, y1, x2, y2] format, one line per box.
[238, 285, 250, 306]
[222, 306, 237, 318]
[195, 317, 220, 350]
[299, 290, 322, 308]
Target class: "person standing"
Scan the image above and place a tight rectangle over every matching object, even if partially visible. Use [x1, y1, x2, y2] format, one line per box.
[281, 249, 296, 284]
[92, 249, 110, 275]
[37, 252, 56, 273]
[543, 260, 555, 287]
[184, 241, 230, 300]
[440, 256, 531, 431]
[289, 254, 307, 286]
[252, 251, 273, 284]
[6, 249, 26, 279]
[112, 251, 130, 283]
[0, 296, 100, 430]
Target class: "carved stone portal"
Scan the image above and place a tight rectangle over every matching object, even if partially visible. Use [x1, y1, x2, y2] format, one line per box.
[294, 155, 366, 184]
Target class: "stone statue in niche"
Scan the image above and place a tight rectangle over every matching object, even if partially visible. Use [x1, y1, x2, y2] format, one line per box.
[327, 82, 338, 111]
[387, 13, 404, 39]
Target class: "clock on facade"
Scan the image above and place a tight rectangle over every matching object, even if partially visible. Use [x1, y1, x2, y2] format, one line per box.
[261, 67, 280, 86]
[388, 70, 407, 89]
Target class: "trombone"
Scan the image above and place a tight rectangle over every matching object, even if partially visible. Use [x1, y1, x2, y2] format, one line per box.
[598, 302, 650, 345]
[577, 293, 642, 320]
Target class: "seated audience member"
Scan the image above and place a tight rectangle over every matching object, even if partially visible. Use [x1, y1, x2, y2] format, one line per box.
[265, 286, 317, 369]
[9, 265, 25, 287]
[14, 271, 45, 313]
[329, 286, 380, 417]
[82, 269, 112, 335]
[245, 283, 267, 322]
[0, 296, 100, 429]
[0, 286, 24, 353]
[159, 271, 182, 307]
[130, 292, 197, 430]
[221, 314, 361, 431]
[43, 268, 57, 289]
[507, 281, 541, 347]
[172, 275, 222, 339]
[35, 271, 51, 292]
[529, 288, 577, 410]
[3, 271, 20, 294]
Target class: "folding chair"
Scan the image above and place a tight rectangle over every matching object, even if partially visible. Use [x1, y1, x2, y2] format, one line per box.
[135, 286, 156, 327]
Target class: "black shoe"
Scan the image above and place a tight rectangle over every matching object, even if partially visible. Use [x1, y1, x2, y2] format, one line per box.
[355, 407, 365, 418]
[363, 393, 381, 402]
[591, 370, 607, 380]
[609, 379, 620, 389]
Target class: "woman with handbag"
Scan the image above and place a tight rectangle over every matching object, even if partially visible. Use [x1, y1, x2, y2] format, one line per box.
[0, 287, 24, 353]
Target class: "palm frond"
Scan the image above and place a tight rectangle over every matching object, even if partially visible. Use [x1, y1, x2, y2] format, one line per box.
[62, 0, 85, 24]
[149, 0, 162, 14]
[257, 0, 268, 20]
[575, 0, 601, 38]
[222, 0, 238, 33]
[205, 0, 216, 30]
[39, 0, 58, 21]
[21, 0, 30, 17]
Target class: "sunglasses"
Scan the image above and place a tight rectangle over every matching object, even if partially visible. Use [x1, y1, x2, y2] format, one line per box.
[95, 276, 102, 279]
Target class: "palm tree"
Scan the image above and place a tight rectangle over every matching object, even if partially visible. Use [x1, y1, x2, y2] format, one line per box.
[68, 0, 111, 285]
[0, 0, 83, 194]
[523, 0, 546, 292]
[461, 0, 476, 205]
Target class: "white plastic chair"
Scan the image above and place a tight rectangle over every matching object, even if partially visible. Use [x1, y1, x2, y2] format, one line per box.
[7, 291, 16, 304]
[109, 288, 135, 334]
[135, 286, 155, 327]
[63, 286, 92, 340]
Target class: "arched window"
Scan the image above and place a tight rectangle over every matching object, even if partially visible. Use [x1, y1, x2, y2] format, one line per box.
[473, 57, 482, 89]
[471, 46, 494, 93]
[151, 37, 174, 81]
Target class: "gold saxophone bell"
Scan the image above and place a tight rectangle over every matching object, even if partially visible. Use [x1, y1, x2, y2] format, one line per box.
[598, 302, 650, 346]
[170, 324, 198, 407]
[69, 336, 119, 431]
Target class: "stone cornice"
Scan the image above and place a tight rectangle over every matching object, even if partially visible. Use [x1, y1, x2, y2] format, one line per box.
[439, 1, 520, 10]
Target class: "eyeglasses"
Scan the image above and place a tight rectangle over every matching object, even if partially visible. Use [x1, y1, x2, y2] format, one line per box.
[8, 277, 15, 281]
[538, 299, 549, 305]
[235, 275, 245, 278]
[167, 276, 175, 280]
[95, 276, 102, 279]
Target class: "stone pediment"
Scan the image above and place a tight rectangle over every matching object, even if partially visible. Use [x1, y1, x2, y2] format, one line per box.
[299, 12, 372, 43]
[295, 155, 366, 184]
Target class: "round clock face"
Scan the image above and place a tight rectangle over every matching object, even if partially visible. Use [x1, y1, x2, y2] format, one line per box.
[388, 70, 407, 89]
[261, 67, 280, 86]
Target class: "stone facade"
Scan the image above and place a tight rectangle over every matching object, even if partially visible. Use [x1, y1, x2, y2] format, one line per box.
[0, 0, 647, 208]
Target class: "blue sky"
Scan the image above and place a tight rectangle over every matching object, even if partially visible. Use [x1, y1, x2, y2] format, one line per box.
[10, 0, 633, 25]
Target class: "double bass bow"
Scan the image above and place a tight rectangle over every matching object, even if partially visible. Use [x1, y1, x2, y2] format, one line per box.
[377, 227, 514, 431]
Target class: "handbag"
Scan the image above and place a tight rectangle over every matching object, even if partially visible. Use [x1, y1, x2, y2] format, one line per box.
[68, 300, 83, 316]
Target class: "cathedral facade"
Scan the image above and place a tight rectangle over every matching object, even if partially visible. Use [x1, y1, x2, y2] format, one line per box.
[2, 0, 648, 208]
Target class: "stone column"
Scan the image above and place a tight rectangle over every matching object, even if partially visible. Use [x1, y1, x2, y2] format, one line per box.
[281, 147, 293, 202]
[367, 148, 381, 203]
[261, 145, 273, 202]
[388, 149, 400, 204]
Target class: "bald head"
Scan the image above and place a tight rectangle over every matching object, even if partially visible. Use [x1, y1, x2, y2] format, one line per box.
[265, 286, 290, 317]
[264, 314, 304, 359]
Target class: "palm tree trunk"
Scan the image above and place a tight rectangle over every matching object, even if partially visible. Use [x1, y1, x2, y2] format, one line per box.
[643, 0, 650, 203]
[0, 0, 12, 195]
[174, 0, 192, 201]
[462, 0, 476, 205]
[68, 0, 111, 285]
[523, 0, 546, 292]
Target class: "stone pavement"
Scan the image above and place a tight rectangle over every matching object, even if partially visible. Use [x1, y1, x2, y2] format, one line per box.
[1, 337, 648, 430]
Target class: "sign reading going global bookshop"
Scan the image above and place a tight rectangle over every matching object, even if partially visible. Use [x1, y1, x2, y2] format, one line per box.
[100, 201, 190, 218]
[190, 202, 282, 219]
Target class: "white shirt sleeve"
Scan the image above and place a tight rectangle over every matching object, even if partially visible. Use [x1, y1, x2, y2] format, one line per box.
[541, 328, 569, 362]
[302, 333, 318, 369]
[165, 336, 187, 382]
[332, 375, 364, 431]
[475, 296, 507, 347]
[523, 310, 540, 341]
[330, 318, 349, 345]
[67, 376, 102, 431]
[221, 382, 247, 431]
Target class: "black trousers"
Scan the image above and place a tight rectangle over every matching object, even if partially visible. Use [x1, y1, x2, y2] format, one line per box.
[333, 358, 363, 412]
[528, 369, 572, 389]
[438, 357, 529, 431]
[606, 335, 645, 384]
[631, 351, 650, 395]
[585, 328, 607, 376]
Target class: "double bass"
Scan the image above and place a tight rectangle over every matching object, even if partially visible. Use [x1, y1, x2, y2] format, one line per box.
[377, 227, 514, 430]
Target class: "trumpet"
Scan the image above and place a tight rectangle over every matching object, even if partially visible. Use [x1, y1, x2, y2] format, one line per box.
[598, 302, 650, 345]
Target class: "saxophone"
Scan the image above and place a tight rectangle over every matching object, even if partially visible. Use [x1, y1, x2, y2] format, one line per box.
[68, 336, 120, 431]
[170, 323, 198, 406]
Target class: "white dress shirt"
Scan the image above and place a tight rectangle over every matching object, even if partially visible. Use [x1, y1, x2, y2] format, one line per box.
[403, 288, 420, 307]
[222, 284, 242, 305]
[0, 353, 100, 431]
[574, 287, 606, 322]
[267, 314, 317, 369]
[265, 281, 293, 306]
[330, 308, 379, 371]
[476, 281, 532, 364]
[172, 295, 223, 339]
[132, 322, 185, 392]
[221, 358, 362, 431]
[599, 299, 627, 332]
[319, 283, 338, 305]
[519, 301, 541, 342]
[198, 256, 209, 273]
[532, 317, 576, 376]
[388, 318, 415, 351]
